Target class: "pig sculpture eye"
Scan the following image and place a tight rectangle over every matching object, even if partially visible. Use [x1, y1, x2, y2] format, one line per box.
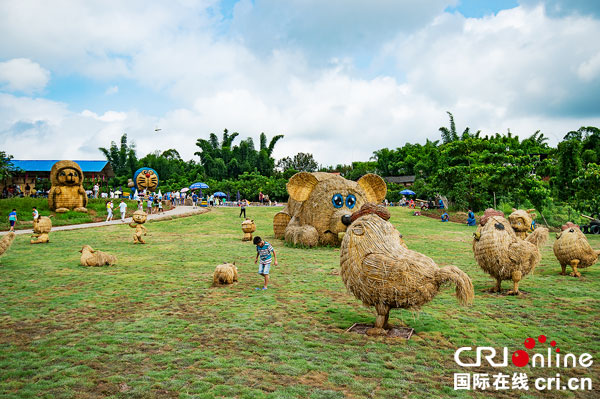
[346, 194, 356, 209]
[332, 193, 343, 208]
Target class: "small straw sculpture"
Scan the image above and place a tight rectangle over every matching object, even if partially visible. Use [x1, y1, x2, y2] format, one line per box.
[213, 263, 238, 285]
[508, 208, 536, 239]
[553, 222, 600, 277]
[129, 210, 148, 244]
[30, 216, 52, 244]
[0, 232, 15, 257]
[273, 172, 387, 247]
[48, 160, 88, 212]
[241, 219, 256, 241]
[79, 245, 117, 266]
[473, 209, 548, 295]
[340, 204, 474, 336]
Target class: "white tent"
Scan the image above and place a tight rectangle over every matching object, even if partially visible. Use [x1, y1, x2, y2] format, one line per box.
[133, 189, 139, 200]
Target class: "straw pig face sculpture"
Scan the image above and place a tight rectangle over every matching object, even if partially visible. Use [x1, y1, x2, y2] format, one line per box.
[472, 213, 548, 295]
[273, 172, 387, 247]
[508, 208, 536, 239]
[553, 222, 599, 277]
[129, 210, 148, 244]
[340, 204, 474, 336]
[213, 263, 239, 285]
[30, 216, 52, 244]
[79, 245, 117, 266]
[48, 160, 88, 213]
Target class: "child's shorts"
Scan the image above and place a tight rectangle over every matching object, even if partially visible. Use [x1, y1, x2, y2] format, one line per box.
[258, 261, 271, 275]
[10, 220, 15, 227]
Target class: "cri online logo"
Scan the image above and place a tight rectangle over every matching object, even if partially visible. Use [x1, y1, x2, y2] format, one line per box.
[455, 336, 593, 368]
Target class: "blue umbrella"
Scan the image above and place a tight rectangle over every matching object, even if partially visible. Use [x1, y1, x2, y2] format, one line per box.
[400, 189, 416, 195]
[190, 182, 209, 190]
[213, 191, 227, 197]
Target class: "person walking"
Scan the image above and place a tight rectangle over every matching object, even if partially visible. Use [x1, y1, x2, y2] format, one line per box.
[105, 201, 114, 222]
[93, 183, 99, 199]
[147, 195, 153, 215]
[8, 209, 17, 232]
[239, 199, 247, 218]
[119, 199, 127, 222]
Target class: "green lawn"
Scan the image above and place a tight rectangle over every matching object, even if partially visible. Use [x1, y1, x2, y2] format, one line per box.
[0, 207, 598, 398]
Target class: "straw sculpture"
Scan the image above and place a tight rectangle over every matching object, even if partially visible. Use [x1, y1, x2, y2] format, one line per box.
[553, 222, 600, 277]
[129, 210, 148, 244]
[274, 172, 387, 247]
[241, 219, 256, 241]
[134, 167, 159, 192]
[79, 245, 117, 266]
[473, 211, 548, 295]
[340, 204, 474, 336]
[508, 208, 536, 239]
[48, 160, 88, 213]
[0, 232, 15, 257]
[479, 208, 504, 226]
[213, 263, 238, 285]
[30, 216, 52, 244]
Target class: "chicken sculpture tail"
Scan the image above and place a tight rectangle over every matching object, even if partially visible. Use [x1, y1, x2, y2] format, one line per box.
[525, 227, 549, 249]
[0, 232, 15, 256]
[435, 266, 474, 306]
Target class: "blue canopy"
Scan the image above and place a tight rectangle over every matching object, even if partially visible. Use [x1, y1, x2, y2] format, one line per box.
[190, 182, 209, 189]
[400, 189, 416, 195]
[213, 191, 227, 197]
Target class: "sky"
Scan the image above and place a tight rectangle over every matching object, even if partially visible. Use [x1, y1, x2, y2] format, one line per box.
[1, 0, 600, 166]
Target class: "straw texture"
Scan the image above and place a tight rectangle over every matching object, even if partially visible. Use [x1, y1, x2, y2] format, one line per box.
[30, 216, 52, 244]
[79, 245, 117, 266]
[48, 160, 88, 213]
[241, 219, 256, 241]
[213, 263, 238, 285]
[508, 208, 536, 239]
[129, 210, 148, 244]
[553, 222, 599, 277]
[273, 172, 387, 247]
[0, 232, 15, 257]
[340, 204, 474, 335]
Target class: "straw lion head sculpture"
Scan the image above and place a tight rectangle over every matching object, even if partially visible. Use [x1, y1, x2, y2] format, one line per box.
[48, 160, 88, 213]
[273, 172, 387, 247]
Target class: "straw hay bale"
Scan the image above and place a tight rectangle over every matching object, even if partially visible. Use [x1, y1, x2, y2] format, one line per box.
[129, 210, 148, 244]
[340, 204, 474, 335]
[241, 219, 256, 241]
[472, 214, 545, 295]
[0, 232, 15, 257]
[273, 172, 387, 247]
[79, 245, 117, 266]
[553, 222, 599, 277]
[48, 160, 88, 213]
[30, 216, 52, 244]
[508, 208, 536, 239]
[213, 263, 238, 285]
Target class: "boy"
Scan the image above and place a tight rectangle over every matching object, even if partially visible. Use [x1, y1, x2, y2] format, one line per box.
[32, 207, 39, 221]
[119, 199, 127, 222]
[8, 209, 17, 231]
[192, 192, 198, 209]
[253, 236, 277, 290]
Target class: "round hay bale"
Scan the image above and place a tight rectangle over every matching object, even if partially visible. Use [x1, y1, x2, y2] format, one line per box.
[213, 263, 238, 285]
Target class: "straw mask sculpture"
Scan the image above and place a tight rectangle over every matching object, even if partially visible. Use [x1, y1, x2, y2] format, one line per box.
[48, 160, 88, 213]
[553, 222, 599, 277]
[340, 204, 474, 336]
[273, 172, 387, 247]
[473, 209, 548, 295]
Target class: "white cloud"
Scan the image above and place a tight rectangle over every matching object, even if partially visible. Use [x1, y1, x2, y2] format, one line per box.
[0, 58, 50, 94]
[104, 85, 119, 95]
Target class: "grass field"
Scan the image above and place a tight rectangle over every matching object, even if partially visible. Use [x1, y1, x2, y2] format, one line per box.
[0, 206, 598, 398]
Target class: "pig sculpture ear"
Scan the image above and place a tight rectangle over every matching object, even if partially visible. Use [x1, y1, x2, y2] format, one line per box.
[357, 174, 387, 203]
[287, 172, 319, 202]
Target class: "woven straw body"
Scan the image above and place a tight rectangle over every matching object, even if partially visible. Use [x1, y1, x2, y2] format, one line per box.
[473, 215, 547, 292]
[553, 224, 598, 271]
[30, 216, 52, 244]
[340, 210, 473, 324]
[274, 172, 387, 247]
[129, 210, 148, 244]
[0, 232, 15, 257]
[213, 263, 238, 285]
[79, 245, 117, 266]
[241, 219, 256, 241]
[48, 160, 88, 212]
[508, 209, 535, 240]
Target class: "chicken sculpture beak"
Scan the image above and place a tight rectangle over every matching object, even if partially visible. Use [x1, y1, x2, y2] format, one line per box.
[473, 231, 481, 241]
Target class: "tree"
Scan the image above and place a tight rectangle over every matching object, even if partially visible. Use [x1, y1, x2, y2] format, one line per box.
[277, 153, 319, 172]
[99, 133, 138, 178]
[0, 151, 17, 183]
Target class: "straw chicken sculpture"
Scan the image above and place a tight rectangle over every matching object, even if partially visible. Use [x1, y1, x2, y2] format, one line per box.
[473, 209, 548, 295]
[508, 208, 536, 240]
[273, 172, 387, 247]
[553, 222, 599, 277]
[0, 232, 15, 259]
[213, 263, 238, 285]
[340, 204, 474, 336]
[79, 245, 117, 266]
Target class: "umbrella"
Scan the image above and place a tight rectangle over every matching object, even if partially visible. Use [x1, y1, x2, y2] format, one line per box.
[213, 191, 227, 197]
[114, 190, 122, 195]
[400, 189, 416, 195]
[190, 182, 209, 190]
[236, 190, 240, 202]
[181, 187, 190, 192]
[157, 189, 162, 198]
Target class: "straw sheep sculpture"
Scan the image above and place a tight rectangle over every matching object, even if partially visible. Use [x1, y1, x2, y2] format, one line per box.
[30, 216, 52, 244]
[129, 210, 148, 244]
[273, 172, 387, 247]
[553, 222, 599, 277]
[508, 208, 536, 239]
[473, 209, 548, 295]
[0, 232, 15, 258]
[340, 204, 474, 336]
[48, 160, 88, 213]
[213, 263, 238, 285]
[79, 245, 117, 266]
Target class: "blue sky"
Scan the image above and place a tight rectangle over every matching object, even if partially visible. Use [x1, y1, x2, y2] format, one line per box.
[1, 0, 599, 164]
